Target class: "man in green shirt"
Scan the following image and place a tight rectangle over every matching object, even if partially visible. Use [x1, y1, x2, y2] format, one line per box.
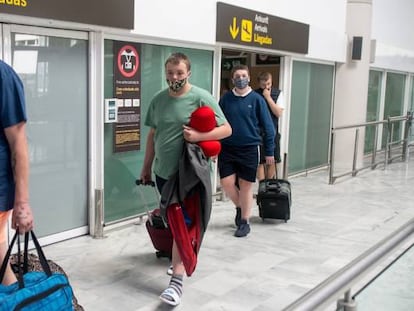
[140, 52, 231, 306]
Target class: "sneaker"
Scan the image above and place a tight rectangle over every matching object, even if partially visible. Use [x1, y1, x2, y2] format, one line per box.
[234, 207, 241, 226]
[234, 220, 250, 237]
[167, 265, 173, 276]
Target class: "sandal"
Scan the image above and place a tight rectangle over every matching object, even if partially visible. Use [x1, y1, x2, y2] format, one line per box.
[159, 287, 181, 306]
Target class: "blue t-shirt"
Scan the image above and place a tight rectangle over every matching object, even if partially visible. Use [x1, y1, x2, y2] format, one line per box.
[219, 89, 275, 156]
[0, 60, 27, 211]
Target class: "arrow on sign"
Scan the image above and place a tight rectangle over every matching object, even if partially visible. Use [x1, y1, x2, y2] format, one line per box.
[229, 17, 239, 39]
[222, 61, 231, 70]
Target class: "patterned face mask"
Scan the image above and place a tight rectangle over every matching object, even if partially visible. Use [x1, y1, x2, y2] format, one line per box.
[167, 78, 187, 92]
[233, 77, 249, 89]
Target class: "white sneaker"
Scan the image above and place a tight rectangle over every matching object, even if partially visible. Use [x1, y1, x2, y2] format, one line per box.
[167, 265, 173, 276]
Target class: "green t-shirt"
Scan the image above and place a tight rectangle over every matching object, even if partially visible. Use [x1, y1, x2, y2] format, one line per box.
[145, 85, 227, 179]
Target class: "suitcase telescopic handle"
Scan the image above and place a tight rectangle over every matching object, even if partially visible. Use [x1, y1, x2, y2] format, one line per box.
[135, 179, 156, 187]
[135, 179, 158, 226]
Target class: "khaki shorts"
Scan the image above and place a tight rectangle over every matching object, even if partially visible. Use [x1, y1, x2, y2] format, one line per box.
[0, 210, 11, 244]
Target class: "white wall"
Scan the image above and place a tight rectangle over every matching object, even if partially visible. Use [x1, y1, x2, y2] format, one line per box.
[372, 0, 414, 51]
[133, 0, 347, 61]
[371, 0, 414, 72]
[133, 0, 414, 70]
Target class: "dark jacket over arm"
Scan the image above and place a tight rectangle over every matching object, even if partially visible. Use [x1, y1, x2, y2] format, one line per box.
[159, 142, 212, 275]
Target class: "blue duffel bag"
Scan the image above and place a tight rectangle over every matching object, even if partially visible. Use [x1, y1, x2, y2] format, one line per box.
[0, 230, 74, 310]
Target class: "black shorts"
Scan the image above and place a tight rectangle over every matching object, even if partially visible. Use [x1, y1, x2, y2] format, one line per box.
[259, 132, 281, 164]
[218, 145, 259, 183]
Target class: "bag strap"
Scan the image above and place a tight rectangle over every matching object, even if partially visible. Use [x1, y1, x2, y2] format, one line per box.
[0, 230, 52, 289]
[23, 233, 29, 273]
[0, 231, 18, 284]
[16, 234, 24, 288]
[28, 231, 52, 277]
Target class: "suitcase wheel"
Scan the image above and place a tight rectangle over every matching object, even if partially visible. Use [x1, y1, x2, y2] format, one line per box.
[156, 251, 172, 260]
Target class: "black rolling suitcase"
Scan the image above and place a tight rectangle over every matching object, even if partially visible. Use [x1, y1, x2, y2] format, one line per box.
[136, 180, 173, 259]
[256, 153, 292, 222]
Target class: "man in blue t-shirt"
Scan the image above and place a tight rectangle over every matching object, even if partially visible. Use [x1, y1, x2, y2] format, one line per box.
[218, 64, 275, 238]
[0, 60, 34, 285]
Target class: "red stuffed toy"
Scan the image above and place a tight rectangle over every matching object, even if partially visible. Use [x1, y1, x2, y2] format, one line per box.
[189, 106, 221, 158]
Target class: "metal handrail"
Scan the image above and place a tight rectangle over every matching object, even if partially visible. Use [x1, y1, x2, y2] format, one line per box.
[405, 111, 414, 151]
[329, 112, 412, 184]
[282, 218, 414, 311]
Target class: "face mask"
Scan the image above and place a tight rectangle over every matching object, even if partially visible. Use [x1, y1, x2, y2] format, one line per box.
[233, 77, 249, 89]
[167, 78, 187, 92]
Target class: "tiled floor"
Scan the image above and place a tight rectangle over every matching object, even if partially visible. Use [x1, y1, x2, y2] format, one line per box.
[43, 154, 414, 311]
[354, 245, 414, 311]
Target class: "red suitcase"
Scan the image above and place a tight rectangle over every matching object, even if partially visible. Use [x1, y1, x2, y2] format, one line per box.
[145, 208, 173, 258]
[136, 180, 173, 259]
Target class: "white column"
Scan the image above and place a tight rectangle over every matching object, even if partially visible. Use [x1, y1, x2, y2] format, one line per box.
[332, 0, 373, 171]
[89, 31, 105, 237]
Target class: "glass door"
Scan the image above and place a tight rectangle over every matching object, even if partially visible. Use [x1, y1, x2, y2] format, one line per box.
[103, 41, 214, 223]
[2, 25, 89, 240]
[288, 61, 334, 173]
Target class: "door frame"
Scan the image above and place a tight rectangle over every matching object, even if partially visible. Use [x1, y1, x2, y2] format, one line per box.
[2, 23, 91, 246]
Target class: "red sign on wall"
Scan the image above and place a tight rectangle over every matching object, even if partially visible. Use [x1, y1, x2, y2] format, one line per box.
[113, 41, 141, 99]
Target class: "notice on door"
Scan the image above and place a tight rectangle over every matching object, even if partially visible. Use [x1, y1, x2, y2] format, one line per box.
[113, 107, 140, 153]
[112, 41, 141, 153]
